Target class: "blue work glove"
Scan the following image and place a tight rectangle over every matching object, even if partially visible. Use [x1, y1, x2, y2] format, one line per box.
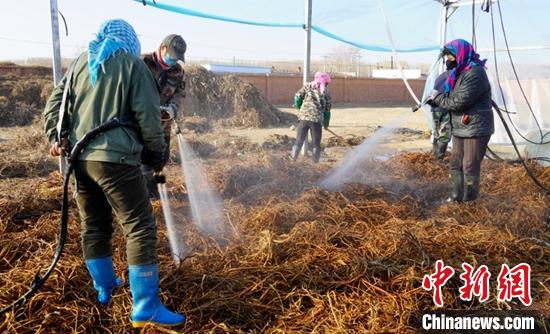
[160, 103, 178, 119]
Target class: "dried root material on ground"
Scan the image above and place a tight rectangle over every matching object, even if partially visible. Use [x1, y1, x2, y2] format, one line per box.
[208, 154, 328, 205]
[0, 119, 56, 179]
[180, 116, 211, 134]
[326, 134, 367, 148]
[261, 134, 294, 151]
[169, 132, 298, 163]
[0, 152, 548, 333]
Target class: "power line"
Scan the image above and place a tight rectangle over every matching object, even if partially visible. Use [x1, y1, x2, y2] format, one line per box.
[139, 34, 321, 56]
[0, 36, 82, 48]
[486, 2, 549, 193]
[495, 0, 549, 145]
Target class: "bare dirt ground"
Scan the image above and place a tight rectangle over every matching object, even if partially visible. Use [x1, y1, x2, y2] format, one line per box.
[226, 103, 520, 160]
[228, 104, 429, 144]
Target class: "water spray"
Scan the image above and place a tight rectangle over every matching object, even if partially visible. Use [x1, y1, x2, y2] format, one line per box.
[156, 173, 187, 265]
[319, 1, 446, 192]
[175, 123, 227, 239]
[319, 113, 414, 191]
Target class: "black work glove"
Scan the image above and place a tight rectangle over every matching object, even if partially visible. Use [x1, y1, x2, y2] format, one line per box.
[141, 149, 165, 172]
[425, 89, 440, 107]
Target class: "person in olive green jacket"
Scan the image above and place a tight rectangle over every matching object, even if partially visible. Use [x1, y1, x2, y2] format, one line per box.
[43, 19, 184, 328]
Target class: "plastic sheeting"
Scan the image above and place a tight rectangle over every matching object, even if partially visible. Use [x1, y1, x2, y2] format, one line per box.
[135, 0, 549, 146]
[442, 0, 550, 145]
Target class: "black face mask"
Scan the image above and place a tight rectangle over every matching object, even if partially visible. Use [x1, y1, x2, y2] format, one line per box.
[446, 59, 457, 70]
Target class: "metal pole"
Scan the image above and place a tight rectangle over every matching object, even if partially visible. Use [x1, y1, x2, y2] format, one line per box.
[439, 2, 449, 74]
[434, 1, 450, 144]
[49, 0, 65, 173]
[49, 0, 62, 85]
[301, 0, 313, 156]
[303, 0, 312, 85]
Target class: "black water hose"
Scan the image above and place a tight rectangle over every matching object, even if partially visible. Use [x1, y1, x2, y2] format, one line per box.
[0, 163, 72, 316]
[0, 118, 134, 316]
[492, 100, 549, 194]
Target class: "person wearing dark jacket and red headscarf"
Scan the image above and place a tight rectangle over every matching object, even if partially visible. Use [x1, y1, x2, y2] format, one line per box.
[426, 39, 494, 202]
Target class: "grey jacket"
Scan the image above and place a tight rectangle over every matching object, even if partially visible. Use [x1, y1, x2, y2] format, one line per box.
[434, 66, 494, 138]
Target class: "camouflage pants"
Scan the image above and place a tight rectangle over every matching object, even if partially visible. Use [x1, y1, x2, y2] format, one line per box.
[75, 161, 158, 265]
[432, 111, 451, 144]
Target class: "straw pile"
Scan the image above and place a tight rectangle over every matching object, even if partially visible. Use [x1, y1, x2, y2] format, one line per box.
[1, 151, 548, 333]
[181, 65, 296, 128]
[0, 74, 52, 127]
[0, 64, 296, 129]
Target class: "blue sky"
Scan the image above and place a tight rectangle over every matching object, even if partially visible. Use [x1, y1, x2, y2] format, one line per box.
[0, 0, 548, 65]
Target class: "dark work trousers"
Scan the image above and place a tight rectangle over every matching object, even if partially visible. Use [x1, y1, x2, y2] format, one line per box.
[74, 160, 158, 265]
[295, 120, 322, 152]
[450, 136, 491, 176]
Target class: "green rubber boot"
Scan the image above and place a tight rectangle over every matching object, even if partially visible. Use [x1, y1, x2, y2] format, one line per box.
[463, 175, 480, 202]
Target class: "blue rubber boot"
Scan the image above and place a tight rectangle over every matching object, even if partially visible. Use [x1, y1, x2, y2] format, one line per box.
[85, 257, 123, 305]
[129, 264, 185, 328]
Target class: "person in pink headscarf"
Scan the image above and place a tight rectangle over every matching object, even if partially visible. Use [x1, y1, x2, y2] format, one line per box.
[290, 72, 332, 163]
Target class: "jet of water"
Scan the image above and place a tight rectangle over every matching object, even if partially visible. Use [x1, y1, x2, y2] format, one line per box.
[176, 133, 227, 239]
[320, 111, 414, 191]
[158, 183, 187, 265]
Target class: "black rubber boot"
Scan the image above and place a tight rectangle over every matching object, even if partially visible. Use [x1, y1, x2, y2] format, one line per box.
[312, 147, 321, 163]
[463, 175, 480, 202]
[289, 145, 300, 161]
[447, 171, 463, 202]
[435, 142, 448, 160]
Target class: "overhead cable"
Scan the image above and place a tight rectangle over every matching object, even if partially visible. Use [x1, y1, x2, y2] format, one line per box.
[136, 0, 440, 54]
